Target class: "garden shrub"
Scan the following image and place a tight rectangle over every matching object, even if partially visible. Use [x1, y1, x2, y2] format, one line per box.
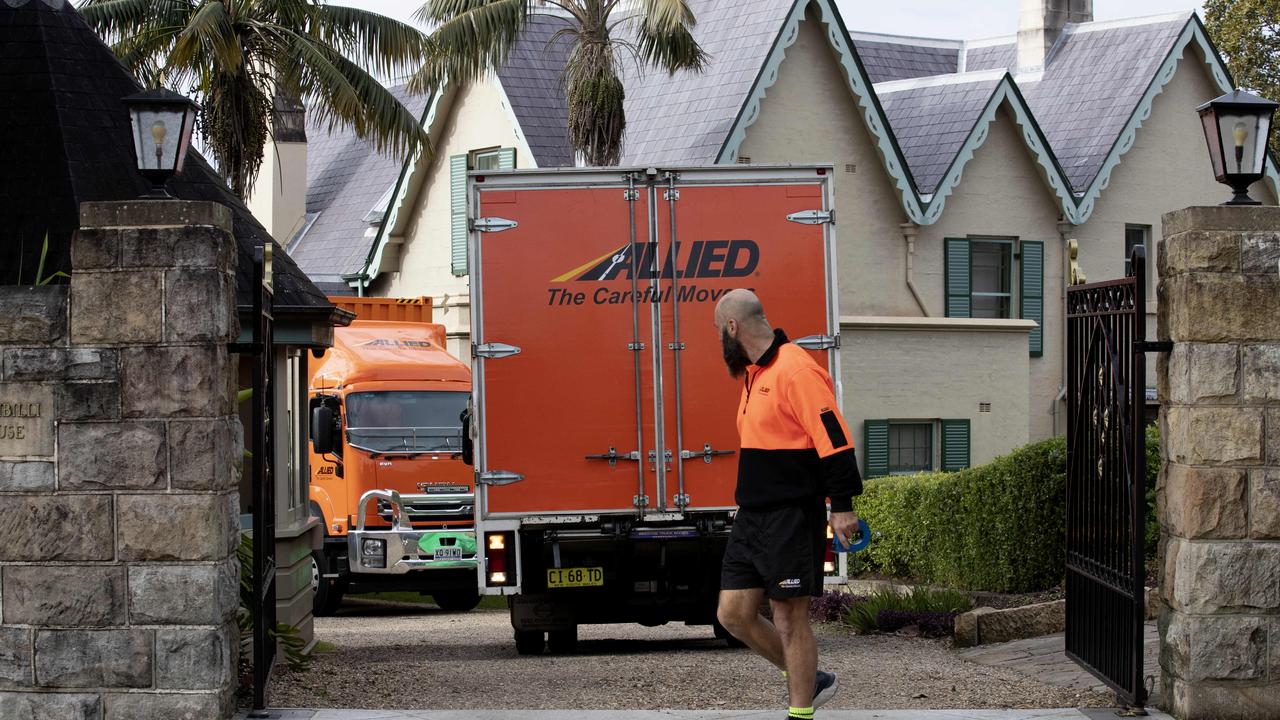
[844, 587, 972, 635]
[851, 430, 1161, 593]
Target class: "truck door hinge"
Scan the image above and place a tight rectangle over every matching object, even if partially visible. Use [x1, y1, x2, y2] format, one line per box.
[795, 334, 840, 351]
[787, 209, 834, 225]
[473, 342, 522, 359]
[633, 494, 650, 509]
[623, 189, 639, 201]
[472, 217, 518, 233]
[477, 470, 524, 486]
[663, 189, 680, 201]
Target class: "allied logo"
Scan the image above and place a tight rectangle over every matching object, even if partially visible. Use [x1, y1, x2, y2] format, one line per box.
[546, 240, 760, 307]
[778, 578, 802, 589]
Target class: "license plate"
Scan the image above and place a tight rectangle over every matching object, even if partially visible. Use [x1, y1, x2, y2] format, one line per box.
[547, 567, 603, 588]
[433, 547, 462, 561]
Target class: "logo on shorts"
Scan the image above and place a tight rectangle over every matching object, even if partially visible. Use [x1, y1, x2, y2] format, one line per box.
[778, 578, 802, 589]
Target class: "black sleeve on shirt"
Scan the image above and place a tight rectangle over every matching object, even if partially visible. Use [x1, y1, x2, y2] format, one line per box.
[821, 447, 862, 512]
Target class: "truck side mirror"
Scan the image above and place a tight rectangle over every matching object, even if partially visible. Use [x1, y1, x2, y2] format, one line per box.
[312, 406, 336, 455]
[460, 408, 474, 466]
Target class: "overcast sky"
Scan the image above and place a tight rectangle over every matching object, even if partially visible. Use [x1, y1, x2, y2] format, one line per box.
[338, 0, 1204, 41]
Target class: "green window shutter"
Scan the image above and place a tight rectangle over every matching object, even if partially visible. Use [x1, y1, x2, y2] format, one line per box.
[945, 238, 971, 318]
[940, 420, 970, 472]
[496, 147, 516, 170]
[450, 154, 468, 277]
[1020, 240, 1044, 357]
[863, 420, 889, 479]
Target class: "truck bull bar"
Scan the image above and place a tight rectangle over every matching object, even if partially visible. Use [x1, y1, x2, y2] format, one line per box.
[349, 489, 478, 575]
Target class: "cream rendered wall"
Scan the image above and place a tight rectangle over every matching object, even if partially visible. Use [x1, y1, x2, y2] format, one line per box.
[842, 320, 1033, 466]
[916, 106, 1067, 442]
[247, 140, 308, 244]
[737, 10, 915, 319]
[378, 76, 534, 359]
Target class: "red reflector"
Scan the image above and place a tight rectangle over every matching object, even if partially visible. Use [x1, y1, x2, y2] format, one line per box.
[476, 175, 486, 182]
[816, 168, 826, 175]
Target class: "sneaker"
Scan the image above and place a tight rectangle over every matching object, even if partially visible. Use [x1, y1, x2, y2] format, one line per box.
[812, 669, 839, 708]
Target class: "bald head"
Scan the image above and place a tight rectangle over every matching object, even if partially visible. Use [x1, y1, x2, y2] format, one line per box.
[715, 289, 765, 328]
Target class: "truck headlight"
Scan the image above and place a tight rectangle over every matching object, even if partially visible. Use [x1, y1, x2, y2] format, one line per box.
[361, 538, 386, 568]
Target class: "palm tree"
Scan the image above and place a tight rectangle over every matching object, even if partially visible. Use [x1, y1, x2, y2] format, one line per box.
[412, 0, 707, 166]
[80, 0, 433, 198]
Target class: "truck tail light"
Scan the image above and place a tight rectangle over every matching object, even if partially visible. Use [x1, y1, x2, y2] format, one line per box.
[823, 524, 836, 574]
[485, 531, 515, 586]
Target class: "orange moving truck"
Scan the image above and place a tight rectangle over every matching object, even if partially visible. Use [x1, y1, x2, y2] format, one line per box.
[466, 166, 847, 654]
[308, 297, 479, 615]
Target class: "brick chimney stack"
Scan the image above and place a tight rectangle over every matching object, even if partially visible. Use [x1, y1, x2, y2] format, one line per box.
[1017, 0, 1093, 74]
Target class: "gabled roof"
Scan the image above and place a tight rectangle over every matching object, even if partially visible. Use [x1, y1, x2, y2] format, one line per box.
[497, 13, 574, 168]
[288, 84, 430, 287]
[619, 0, 796, 165]
[0, 0, 333, 317]
[343, 1, 1280, 284]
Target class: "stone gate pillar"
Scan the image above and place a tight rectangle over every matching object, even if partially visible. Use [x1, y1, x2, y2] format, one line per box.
[1157, 206, 1280, 719]
[0, 201, 241, 719]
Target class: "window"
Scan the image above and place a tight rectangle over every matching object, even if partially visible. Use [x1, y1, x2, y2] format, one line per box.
[1124, 224, 1150, 277]
[970, 241, 1012, 319]
[450, 147, 516, 276]
[471, 148, 504, 171]
[945, 237, 1044, 356]
[863, 419, 970, 478]
[888, 423, 932, 474]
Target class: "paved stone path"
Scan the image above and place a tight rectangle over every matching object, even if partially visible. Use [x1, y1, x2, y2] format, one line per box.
[242, 711, 1173, 720]
[956, 623, 1160, 704]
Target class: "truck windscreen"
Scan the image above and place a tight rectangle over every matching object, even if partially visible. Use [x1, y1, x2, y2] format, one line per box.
[345, 391, 468, 453]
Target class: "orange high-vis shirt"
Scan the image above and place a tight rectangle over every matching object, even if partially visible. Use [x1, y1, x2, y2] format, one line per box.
[734, 329, 862, 511]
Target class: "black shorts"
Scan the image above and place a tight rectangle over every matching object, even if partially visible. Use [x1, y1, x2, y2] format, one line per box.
[721, 502, 826, 600]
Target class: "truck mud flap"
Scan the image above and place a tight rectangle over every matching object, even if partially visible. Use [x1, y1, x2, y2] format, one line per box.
[510, 595, 577, 632]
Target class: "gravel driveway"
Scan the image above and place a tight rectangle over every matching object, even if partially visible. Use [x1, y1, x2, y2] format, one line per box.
[269, 599, 1113, 711]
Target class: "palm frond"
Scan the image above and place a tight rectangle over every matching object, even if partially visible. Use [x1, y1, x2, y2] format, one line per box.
[279, 28, 428, 161]
[635, 18, 706, 74]
[171, 1, 243, 73]
[638, 0, 696, 33]
[311, 5, 432, 82]
[408, 0, 529, 91]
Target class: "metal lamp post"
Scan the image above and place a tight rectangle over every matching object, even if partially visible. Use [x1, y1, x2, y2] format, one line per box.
[1196, 89, 1278, 206]
[122, 88, 199, 199]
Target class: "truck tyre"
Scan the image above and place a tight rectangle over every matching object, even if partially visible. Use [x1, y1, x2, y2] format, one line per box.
[432, 590, 482, 612]
[514, 629, 545, 656]
[547, 626, 579, 655]
[713, 620, 747, 648]
[311, 551, 346, 617]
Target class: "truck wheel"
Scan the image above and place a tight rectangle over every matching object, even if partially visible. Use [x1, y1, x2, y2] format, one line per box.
[713, 620, 747, 648]
[547, 626, 579, 655]
[311, 552, 345, 617]
[432, 590, 482, 612]
[514, 629, 545, 656]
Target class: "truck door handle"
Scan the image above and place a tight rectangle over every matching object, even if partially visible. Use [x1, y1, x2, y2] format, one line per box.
[585, 446, 641, 468]
[679, 444, 736, 465]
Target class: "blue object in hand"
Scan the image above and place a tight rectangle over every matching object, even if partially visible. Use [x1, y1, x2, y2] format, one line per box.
[832, 518, 871, 553]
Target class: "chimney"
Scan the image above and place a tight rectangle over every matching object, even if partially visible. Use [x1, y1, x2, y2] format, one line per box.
[247, 93, 308, 244]
[1017, 0, 1093, 74]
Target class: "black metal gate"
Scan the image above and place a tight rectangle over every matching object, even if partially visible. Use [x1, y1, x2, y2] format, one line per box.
[231, 243, 277, 717]
[1065, 245, 1159, 711]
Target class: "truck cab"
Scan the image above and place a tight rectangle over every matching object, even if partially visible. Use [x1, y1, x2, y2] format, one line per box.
[308, 314, 478, 614]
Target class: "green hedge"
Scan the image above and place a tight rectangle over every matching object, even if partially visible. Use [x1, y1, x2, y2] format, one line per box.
[853, 437, 1067, 593]
[853, 430, 1161, 593]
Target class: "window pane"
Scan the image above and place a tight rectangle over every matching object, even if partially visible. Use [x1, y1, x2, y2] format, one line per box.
[971, 242, 1010, 293]
[1124, 225, 1149, 276]
[346, 391, 469, 453]
[888, 423, 931, 473]
[972, 295, 1010, 319]
[473, 151, 501, 170]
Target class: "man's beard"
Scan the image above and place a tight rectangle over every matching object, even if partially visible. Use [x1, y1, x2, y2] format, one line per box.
[721, 328, 751, 379]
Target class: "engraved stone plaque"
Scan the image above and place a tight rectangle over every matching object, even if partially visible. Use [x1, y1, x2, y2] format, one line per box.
[0, 384, 55, 457]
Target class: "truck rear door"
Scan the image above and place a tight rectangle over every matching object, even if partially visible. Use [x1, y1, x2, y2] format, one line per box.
[470, 167, 837, 519]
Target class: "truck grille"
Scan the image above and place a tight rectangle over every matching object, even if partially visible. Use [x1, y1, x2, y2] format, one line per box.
[376, 496, 474, 523]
